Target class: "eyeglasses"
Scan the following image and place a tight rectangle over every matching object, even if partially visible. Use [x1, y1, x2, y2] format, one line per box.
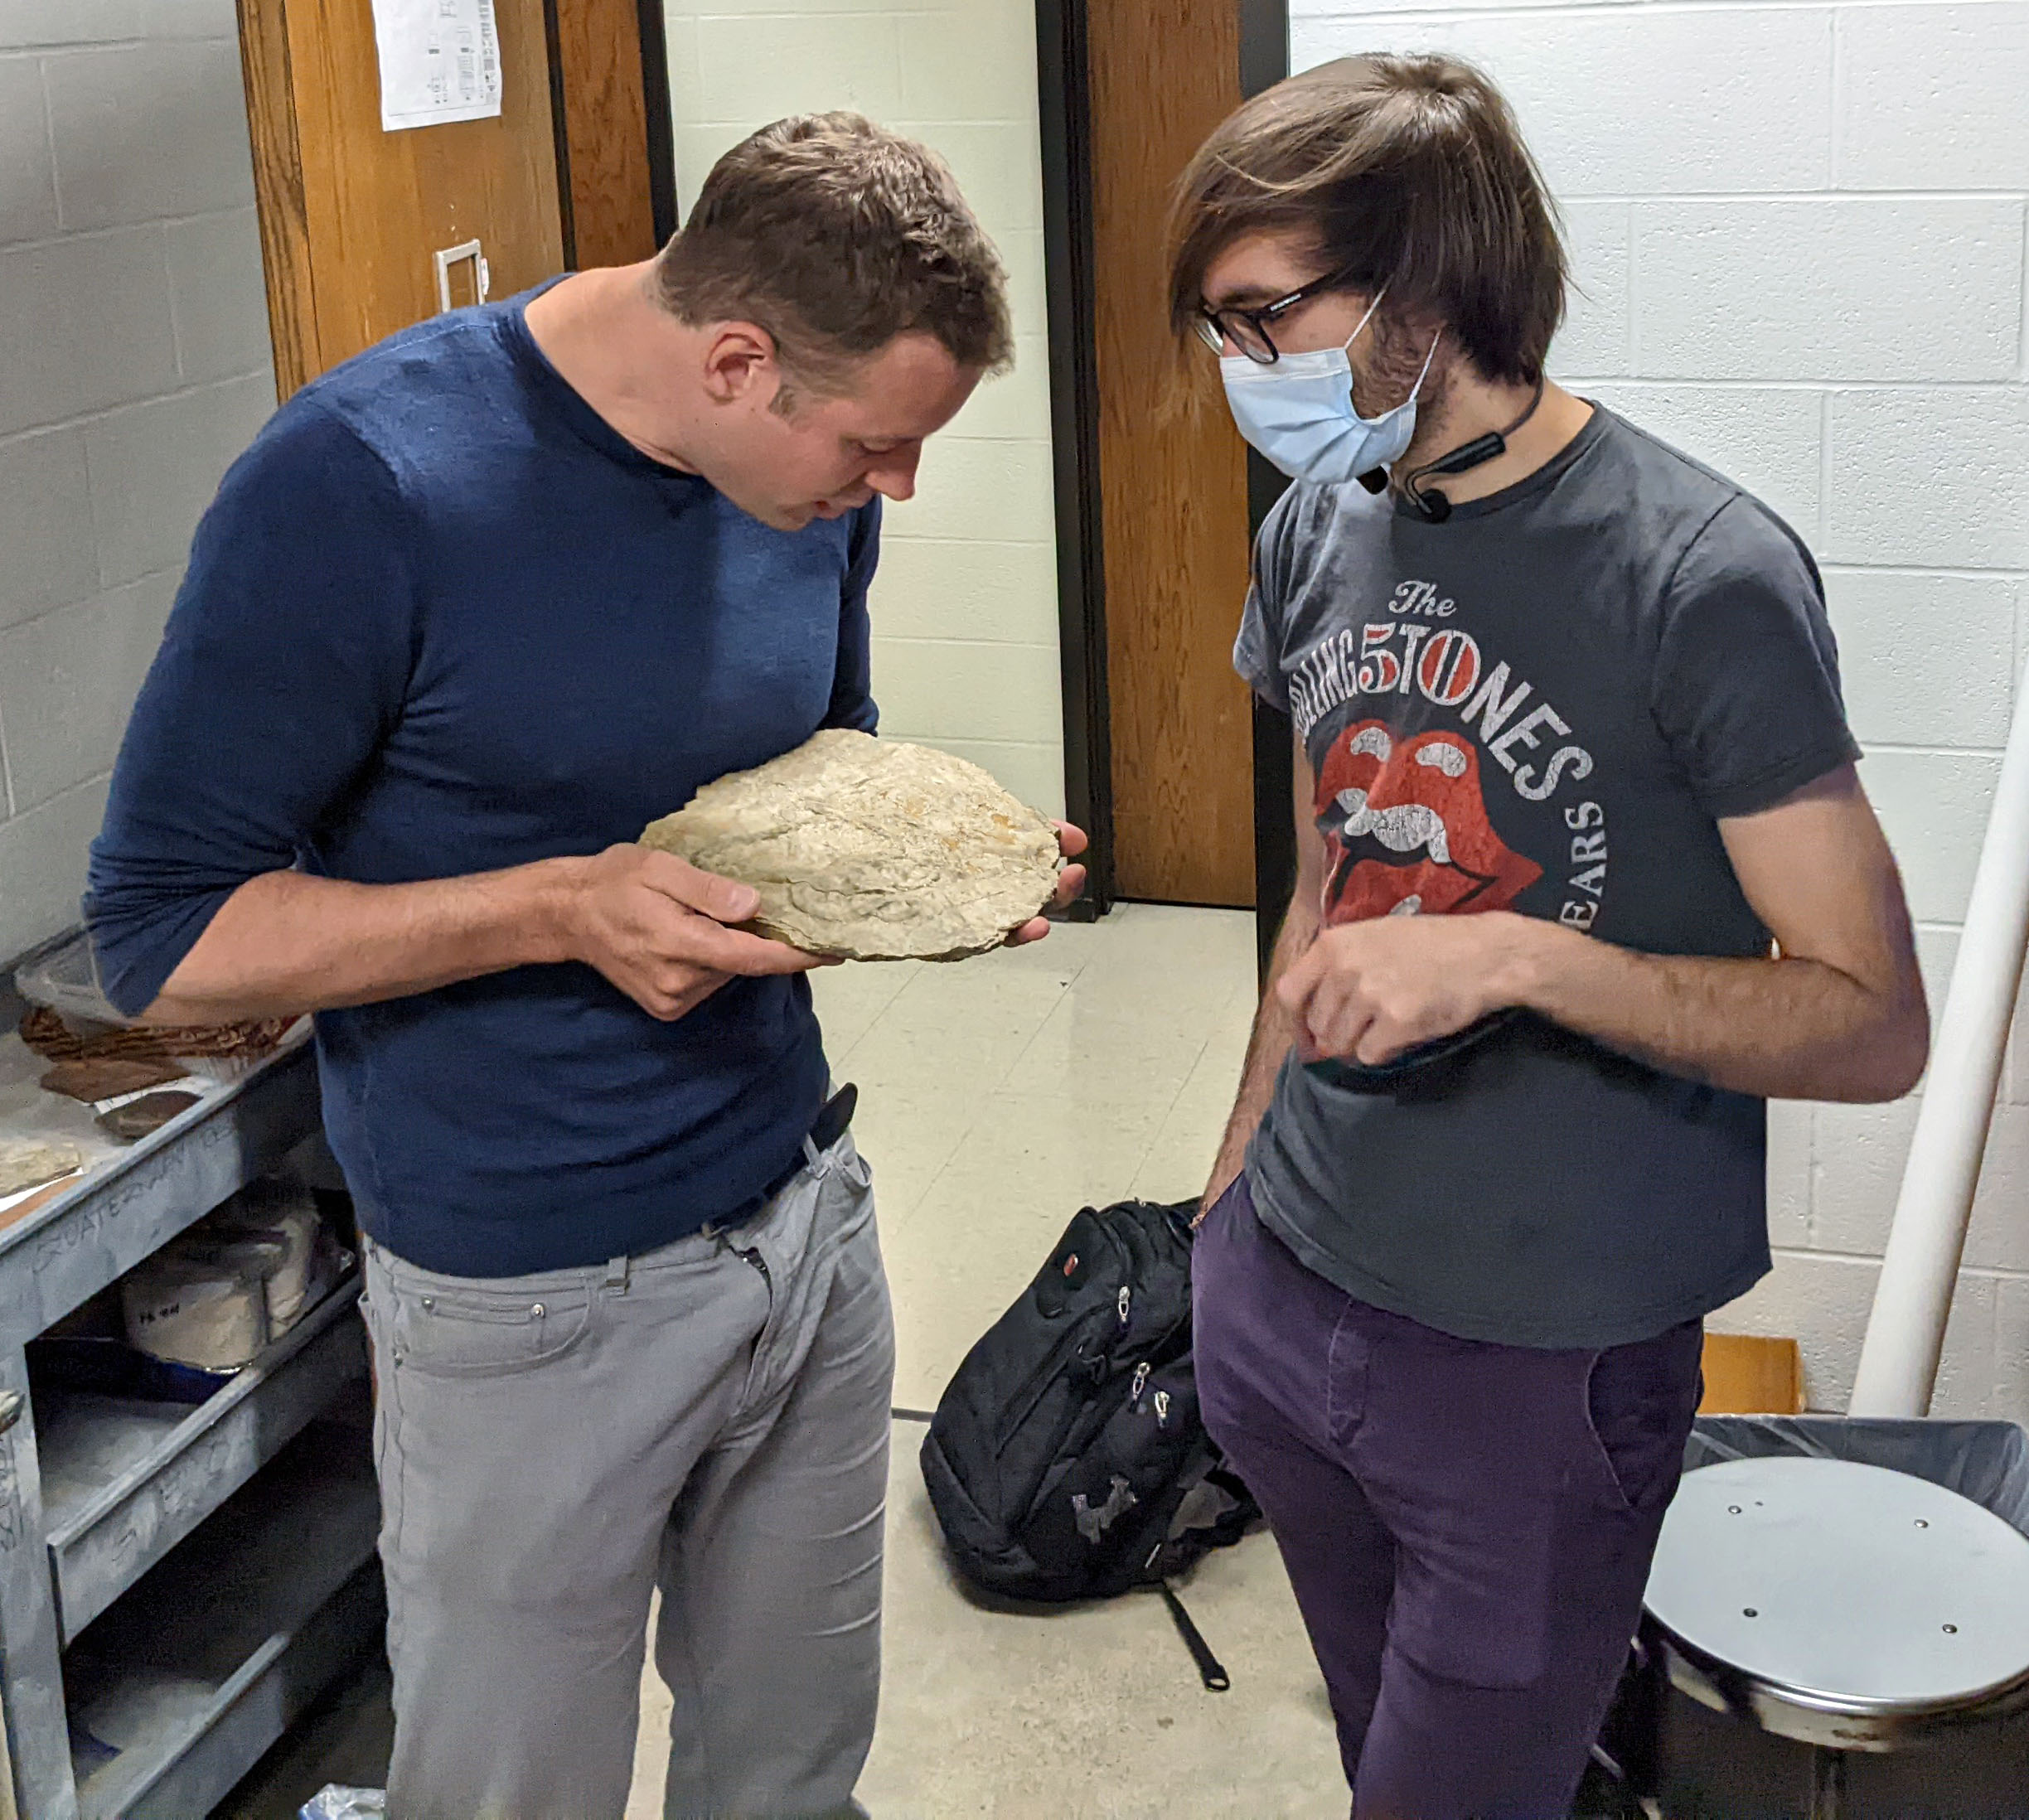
[1194, 263, 1363, 365]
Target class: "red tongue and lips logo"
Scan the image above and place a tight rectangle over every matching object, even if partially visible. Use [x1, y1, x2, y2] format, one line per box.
[1316, 719, 1542, 923]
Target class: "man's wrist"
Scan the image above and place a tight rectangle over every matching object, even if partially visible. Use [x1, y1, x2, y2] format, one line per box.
[513, 855, 589, 968]
[1489, 911, 1567, 1014]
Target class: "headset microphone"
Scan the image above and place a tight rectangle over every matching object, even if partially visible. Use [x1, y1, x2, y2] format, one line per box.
[1402, 378, 1547, 522]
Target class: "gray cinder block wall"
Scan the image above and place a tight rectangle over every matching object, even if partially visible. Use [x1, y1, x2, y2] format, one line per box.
[0, 0, 274, 961]
[664, 0, 1067, 815]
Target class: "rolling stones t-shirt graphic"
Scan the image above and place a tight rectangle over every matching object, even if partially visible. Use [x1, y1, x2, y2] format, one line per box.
[1288, 582, 1609, 936]
[1317, 721, 1542, 923]
[1232, 407, 1866, 1351]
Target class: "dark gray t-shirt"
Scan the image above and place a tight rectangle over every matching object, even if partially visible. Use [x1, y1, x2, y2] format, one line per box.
[1239, 405, 1860, 1349]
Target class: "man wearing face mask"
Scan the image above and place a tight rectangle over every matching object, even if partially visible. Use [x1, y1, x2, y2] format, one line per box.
[1171, 55, 1928, 1820]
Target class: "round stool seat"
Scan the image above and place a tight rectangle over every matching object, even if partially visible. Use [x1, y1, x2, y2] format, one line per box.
[1645, 1456, 2029, 1739]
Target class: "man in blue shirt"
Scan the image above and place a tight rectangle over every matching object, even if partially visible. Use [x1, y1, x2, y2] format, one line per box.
[89, 113, 1082, 1819]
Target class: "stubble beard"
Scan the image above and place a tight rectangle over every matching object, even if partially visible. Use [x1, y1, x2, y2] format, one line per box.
[1353, 313, 1456, 468]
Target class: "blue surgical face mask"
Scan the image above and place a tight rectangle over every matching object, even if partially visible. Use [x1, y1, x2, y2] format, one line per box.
[1220, 292, 1439, 486]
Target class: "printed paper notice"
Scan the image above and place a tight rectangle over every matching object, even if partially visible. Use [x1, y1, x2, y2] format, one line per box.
[372, 0, 502, 133]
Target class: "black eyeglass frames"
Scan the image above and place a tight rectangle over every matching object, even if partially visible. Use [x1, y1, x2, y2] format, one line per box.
[1194, 263, 1363, 365]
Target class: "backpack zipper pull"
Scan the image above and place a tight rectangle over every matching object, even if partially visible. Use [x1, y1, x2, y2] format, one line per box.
[1117, 1285, 1131, 1326]
[1130, 1361, 1150, 1403]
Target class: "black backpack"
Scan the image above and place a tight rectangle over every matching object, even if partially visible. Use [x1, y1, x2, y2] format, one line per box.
[919, 1197, 1259, 1682]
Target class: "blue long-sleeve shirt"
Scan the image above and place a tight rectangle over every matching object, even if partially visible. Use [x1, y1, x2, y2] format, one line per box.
[87, 287, 879, 1276]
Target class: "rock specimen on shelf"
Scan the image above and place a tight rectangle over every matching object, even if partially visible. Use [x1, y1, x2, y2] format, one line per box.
[95, 1091, 201, 1144]
[39, 1057, 185, 1104]
[641, 729, 1061, 961]
[0, 1140, 83, 1198]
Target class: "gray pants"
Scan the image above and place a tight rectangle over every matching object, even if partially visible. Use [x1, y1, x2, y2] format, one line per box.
[359, 1134, 893, 1820]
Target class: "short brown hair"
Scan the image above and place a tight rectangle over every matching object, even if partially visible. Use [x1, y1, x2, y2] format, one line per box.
[656, 113, 1014, 393]
[1168, 56, 1567, 385]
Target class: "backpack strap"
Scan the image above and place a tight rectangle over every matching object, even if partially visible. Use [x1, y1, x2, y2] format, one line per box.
[1159, 1581, 1231, 1692]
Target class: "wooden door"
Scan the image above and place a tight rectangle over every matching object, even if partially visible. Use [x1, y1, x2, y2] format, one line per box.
[1087, 0, 1255, 907]
[550, 0, 666, 269]
[238, 0, 568, 396]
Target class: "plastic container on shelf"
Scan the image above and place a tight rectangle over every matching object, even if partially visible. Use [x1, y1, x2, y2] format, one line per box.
[12, 927, 127, 1032]
[12, 926, 312, 1082]
[300, 1789, 386, 1819]
[121, 1239, 283, 1371]
[211, 1179, 330, 1331]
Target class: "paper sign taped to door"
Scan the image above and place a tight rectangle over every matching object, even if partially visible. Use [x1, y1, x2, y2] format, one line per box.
[371, 0, 502, 133]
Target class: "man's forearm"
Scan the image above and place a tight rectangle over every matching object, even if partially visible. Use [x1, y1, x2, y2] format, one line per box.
[142, 863, 580, 1024]
[1201, 893, 1318, 1214]
[1509, 919, 1928, 1103]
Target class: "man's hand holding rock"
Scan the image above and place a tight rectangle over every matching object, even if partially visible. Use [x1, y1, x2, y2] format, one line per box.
[548, 845, 830, 1023]
[1009, 821, 1089, 946]
[553, 820, 1089, 1022]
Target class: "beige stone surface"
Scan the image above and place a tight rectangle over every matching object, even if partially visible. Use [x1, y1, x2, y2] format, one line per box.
[641, 730, 1061, 961]
[0, 1138, 81, 1197]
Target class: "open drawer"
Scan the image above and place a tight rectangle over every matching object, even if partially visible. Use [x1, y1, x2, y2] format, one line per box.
[38, 1276, 367, 1641]
[64, 1421, 381, 1820]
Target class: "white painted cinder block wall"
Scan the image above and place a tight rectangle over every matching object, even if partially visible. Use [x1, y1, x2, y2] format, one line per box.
[0, 0, 274, 963]
[661, 0, 1066, 816]
[1294, 0, 2029, 1415]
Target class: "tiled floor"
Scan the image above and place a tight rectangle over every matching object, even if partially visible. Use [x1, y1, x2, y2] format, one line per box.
[626, 903, 1346, 1818]
[220, 904, 1349, 1819]
[826, 903, 1263, 1411]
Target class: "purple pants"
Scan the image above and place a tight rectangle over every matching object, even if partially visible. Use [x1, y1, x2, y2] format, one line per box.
[1194, 1178, 1703, 1820]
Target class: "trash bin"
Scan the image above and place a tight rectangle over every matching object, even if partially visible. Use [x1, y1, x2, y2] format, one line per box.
[1593, 1416, 2029, 1820]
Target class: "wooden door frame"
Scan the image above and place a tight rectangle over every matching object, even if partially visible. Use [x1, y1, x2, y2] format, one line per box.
[1034, 0, 1290, 924]
[240, 0, 676, 398]
[1034, 0, 1110, 917]
[1238, 7, 1298, 983]
[543, 0, 680, 269]
[633, 0, 680, 247]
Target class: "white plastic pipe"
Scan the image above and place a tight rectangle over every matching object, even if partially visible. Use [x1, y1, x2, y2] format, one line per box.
[1851, 664, 2029, 1417]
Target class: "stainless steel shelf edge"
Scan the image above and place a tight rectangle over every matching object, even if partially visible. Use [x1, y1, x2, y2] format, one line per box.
[47, 1280, 367, 1643]
[0, 1348, 75, 1820]
[98, 1562, 382, 1820]
[0, 1050, 322, 1354]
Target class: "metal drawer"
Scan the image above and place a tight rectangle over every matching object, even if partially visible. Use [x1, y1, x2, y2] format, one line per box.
[41, 1279, 366, 1642]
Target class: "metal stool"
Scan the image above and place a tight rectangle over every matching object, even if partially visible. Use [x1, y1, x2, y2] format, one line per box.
[1639, 1455, 2029, 1818]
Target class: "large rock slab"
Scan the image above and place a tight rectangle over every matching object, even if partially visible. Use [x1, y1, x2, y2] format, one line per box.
[642, 730, 1061, 961]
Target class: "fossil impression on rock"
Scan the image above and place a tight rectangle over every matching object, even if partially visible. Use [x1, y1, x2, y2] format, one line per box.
[641, 730, 1061, 961]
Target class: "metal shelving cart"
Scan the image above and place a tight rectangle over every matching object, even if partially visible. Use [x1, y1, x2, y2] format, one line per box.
[0, 1037, 380, 1819]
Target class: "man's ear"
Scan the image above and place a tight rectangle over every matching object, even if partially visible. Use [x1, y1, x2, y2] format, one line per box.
[700, 322, 781, 405]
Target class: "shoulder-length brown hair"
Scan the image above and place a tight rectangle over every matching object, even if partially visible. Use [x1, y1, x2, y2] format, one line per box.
[1167, 55, 1567, 386]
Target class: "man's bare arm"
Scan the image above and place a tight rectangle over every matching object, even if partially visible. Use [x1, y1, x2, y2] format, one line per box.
[146, 824, 1092, 1029]
[1279, 765, 1930, 1104]
[143, 846, 819, 1027]
[1199, 733, 1322, 1217]
[1510, 767, 1927, 1099]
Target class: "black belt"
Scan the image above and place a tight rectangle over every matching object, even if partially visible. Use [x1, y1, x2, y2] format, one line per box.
[732, 1082, 858, 1225]
[806, 1081, 858, 1156]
